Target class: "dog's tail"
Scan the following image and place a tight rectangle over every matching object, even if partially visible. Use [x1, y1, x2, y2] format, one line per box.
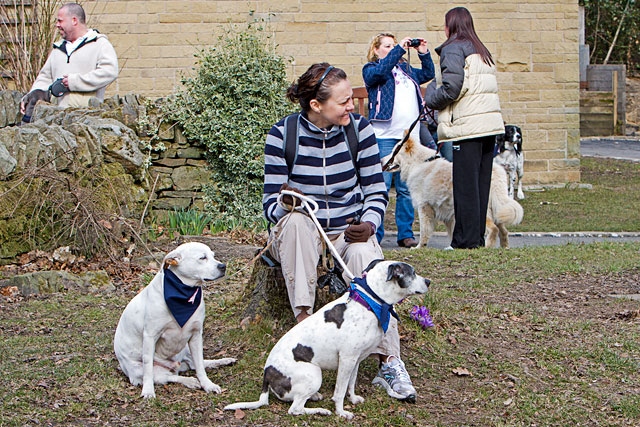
[494, 198, 524, 226]
[224, 391, 269, 411]
[489, 165, 524, 226]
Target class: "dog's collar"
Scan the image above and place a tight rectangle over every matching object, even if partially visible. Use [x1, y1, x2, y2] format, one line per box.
[163, 268, 202, 328]
[349, 277, 398, 333]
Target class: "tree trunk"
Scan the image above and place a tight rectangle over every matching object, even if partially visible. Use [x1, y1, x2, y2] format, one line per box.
[241, 254, 339, 325]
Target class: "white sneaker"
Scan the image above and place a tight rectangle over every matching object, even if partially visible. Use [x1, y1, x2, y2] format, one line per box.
[372, 357, 416, 402]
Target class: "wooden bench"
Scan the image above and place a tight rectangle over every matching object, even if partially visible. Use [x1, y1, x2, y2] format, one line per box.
[353, 86, 369, 115]
[352, 86, 428, 116]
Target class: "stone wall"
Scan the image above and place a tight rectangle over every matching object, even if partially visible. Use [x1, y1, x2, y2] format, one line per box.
[626, 77, 640, 131]
[0, 92, 208, 221]
[82, 0, 581, 186]
[143, 104, 209, 215]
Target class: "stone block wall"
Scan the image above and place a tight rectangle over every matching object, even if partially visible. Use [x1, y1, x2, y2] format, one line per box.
[83, 0, 580, 186]
[145, 122, 209, 216]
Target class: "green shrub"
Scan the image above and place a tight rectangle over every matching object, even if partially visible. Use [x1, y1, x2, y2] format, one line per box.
[165, 23, 295, 228]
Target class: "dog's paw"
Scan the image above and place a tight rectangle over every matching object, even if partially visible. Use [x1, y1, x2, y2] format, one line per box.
[310, 392, 323, 401]
[201, 379, 222, 394]
[204, 357, 236, 369]
[140, 387, 156, 399]
[336, 409, 354, 420]
[180, 377, 202, 389]
[349, 394, 364, 405]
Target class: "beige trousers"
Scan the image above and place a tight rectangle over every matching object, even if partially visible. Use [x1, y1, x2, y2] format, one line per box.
[268, 211, 400, 357]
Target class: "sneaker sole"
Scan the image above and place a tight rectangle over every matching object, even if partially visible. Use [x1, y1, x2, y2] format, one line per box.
[372, 377, 417, 403]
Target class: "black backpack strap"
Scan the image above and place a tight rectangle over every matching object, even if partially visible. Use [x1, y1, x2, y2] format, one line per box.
[284, 113, 300, 175]
[343, 113, 360, 179]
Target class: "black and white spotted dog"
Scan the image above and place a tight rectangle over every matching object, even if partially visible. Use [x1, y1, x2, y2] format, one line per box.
[224, 260, 430, 420]
[494, 125, 525, 199]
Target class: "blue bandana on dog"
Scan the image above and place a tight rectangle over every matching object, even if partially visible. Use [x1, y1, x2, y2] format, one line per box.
[164, 268, 202, 327]
[349, 277, 398, 333]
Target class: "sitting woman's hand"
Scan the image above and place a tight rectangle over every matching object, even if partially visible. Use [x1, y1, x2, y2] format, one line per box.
[345, 218, 375, 243]
[279, 183, 304, 209]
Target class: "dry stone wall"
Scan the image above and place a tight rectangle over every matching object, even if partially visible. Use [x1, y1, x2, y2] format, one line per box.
[0, 92, 208, 227]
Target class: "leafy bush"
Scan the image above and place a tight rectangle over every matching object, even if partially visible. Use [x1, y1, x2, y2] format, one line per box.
[165, 24, 295, 228]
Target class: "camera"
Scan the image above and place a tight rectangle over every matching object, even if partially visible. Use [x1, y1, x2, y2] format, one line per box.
[408, 38, 421, 48]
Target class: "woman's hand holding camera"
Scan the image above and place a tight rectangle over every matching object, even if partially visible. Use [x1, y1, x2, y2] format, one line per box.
[401, 37, 429, 54]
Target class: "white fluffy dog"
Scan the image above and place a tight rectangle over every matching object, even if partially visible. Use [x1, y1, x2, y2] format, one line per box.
[383, 138, 524, 248]
[114, 242, 236, 399]
[224, 260, 430, 419]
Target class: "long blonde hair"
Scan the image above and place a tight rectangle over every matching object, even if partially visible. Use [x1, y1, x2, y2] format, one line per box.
[366, 32, 397, 62]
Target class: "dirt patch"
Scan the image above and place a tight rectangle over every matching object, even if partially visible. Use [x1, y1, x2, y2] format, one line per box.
[0, 231, 265, 293]
[1, 236, 639, 426]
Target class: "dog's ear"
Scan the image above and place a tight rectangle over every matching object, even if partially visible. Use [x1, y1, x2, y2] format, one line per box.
[386, 262, 416, 288]
[163, 249, 183, 269]
[363, 259, 384, 273]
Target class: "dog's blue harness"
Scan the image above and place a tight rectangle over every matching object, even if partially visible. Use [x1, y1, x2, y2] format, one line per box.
[163, 268, 202, 328]
[349, 277, 399, 333]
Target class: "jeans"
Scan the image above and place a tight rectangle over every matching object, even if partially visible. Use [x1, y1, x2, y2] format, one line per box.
[376, 138, 415, 243]
[438, 140, 453, 162]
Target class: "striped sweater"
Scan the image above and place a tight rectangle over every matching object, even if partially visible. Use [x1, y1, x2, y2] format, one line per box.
[263, 112, 388, 233]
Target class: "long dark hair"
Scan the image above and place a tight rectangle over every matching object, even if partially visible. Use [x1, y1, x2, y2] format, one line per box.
[441, 7, 494, 66]
[286, 63, 347, 111]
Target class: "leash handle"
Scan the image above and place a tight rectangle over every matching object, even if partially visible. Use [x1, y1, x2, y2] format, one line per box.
[278, 190, 355, 280]
[277, 190, 319, 213]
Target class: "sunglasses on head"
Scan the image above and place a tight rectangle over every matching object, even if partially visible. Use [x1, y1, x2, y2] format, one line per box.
[313, 65, 334, 99]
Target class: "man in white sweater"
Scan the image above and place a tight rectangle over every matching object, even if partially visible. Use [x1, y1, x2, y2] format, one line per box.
[20, 2, 118, 122]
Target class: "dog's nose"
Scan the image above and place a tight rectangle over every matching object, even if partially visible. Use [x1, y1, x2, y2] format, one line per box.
[424, 278, 430, 287]
[219, 264, 226, 273]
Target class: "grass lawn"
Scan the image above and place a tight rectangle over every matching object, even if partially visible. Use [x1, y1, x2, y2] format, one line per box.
[1, 157, 639, 426]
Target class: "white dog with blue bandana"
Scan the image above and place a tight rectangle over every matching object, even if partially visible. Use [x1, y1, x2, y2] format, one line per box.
[224, 259, 429, 419]
[114, 242, 236, 398]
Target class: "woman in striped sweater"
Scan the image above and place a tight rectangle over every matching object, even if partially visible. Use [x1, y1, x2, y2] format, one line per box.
[262, 63, 418, 402]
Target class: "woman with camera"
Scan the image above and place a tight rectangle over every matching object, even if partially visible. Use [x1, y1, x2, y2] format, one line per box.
[363, 33, 435, 248]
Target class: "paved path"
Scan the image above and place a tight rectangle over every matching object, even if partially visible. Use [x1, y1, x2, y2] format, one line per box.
[381, 137, 640, 250]
[580, 137, 640, 162]
[381, 231, 640, 250]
